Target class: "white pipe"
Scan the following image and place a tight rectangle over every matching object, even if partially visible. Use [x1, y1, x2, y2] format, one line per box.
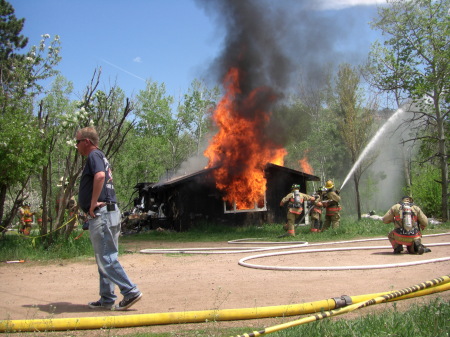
[238, 243, 450, 271]
[140, 233, 450, 270]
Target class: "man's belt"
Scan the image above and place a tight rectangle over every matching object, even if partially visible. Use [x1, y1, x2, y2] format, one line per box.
[95, 202, 117, 212]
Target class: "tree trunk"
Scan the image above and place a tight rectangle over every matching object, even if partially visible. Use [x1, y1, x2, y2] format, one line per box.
[353, 174, 361, 220]
[0, 184, 6, 232]
[436, 109, 449, 221]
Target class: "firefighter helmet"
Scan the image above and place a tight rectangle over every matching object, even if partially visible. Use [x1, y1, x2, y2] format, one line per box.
[325, 180, 334, 189]
[291, 184, 300, 191]
[401, 196, 414, 203]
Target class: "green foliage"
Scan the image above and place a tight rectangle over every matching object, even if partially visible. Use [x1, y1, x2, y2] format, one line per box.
[0, 0, 62, 231]
[0, 228, 93, 261]
[121, 216, 450, 245]
[0, 0, 28, 60]
[114, 79, 218, 206]
[408, 164, 442, 218]
[367, 0, 449, 220]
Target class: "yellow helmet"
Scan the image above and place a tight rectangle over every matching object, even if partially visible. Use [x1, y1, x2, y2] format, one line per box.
[324, 180, 334, 189]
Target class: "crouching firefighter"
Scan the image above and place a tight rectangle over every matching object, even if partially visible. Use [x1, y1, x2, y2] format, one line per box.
[280, 184, 315, 237]
[382, 196, 431, 255]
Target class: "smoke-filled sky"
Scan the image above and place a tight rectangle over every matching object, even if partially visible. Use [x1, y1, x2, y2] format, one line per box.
[197, 0, 385, 93]
[11, 0, 386, 99]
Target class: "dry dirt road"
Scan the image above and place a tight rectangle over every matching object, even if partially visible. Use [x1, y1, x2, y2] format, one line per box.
[1, 233, 449, 336]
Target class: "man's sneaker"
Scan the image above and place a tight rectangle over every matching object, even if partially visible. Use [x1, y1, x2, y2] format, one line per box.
[423, 247, 432, 253]
[114, 293, 143, 311]
[88, 301, 114, 310]
[393, 246, 403, 254]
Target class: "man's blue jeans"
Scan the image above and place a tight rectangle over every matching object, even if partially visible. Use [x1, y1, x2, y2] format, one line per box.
[88, 205, 140, 305]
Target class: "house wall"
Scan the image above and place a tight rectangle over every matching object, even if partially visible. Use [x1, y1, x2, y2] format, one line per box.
[135, 167, 317, 231]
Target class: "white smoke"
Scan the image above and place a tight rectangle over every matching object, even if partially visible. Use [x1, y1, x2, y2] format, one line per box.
[366, 102, 424, 211]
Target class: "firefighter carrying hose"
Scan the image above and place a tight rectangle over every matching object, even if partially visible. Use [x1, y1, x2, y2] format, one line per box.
[280, 184, 315, 236]
[321, 180, 341, 230]
[309, 188, 325, 232]
[382, 196, 431, 254]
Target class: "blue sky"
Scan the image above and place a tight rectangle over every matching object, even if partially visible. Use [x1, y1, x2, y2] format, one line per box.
[10, 0, 386, 100]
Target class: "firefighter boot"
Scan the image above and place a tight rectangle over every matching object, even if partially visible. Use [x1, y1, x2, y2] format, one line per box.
[413, 241, 425, 255]
[393, 245, 404, 254]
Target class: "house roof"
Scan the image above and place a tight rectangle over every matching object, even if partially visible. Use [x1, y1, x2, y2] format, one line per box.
[138, 163, 320, 191]
[265, 163, 320, 181]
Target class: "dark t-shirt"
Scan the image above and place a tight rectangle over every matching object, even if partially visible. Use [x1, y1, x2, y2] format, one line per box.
[78, 149, 117, 213]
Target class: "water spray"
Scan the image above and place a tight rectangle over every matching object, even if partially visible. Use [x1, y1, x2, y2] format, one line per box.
[339, 108, 406, 191]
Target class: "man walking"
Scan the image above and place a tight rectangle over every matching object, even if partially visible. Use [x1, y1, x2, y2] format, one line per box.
[76, 126, 142, 311]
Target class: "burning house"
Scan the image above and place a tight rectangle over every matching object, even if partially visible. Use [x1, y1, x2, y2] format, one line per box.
[123, 2, 328, 232]
[130, 164, 319, 231]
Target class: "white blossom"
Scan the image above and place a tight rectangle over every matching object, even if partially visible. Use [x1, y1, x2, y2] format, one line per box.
[42, 34, 50, 39]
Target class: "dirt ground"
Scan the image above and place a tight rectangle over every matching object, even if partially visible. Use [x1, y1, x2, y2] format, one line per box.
[1, 233, 450, 336]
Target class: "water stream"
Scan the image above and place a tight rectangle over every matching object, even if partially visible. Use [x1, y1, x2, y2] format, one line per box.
[340, 107, 406, 191]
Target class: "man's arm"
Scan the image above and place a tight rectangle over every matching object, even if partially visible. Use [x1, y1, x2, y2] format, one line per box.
[89, 171, 105, 217]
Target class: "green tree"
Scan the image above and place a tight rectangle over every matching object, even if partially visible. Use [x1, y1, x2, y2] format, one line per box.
[30, 68, 135, 242]
[180, 79, 220, 156]
[366, 0, 449, 220]
[333, 63, 377, 220]
[0, 0, 61, 229]
[37, 75, 76, 238]
[285, 67, 348, 184]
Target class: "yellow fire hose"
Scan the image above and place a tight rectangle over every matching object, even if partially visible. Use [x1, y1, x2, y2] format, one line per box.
[1, 274, 448, 333]
[232, 274, 450, 337]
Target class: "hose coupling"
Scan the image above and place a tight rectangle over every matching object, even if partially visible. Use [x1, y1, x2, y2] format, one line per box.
[332, 295, 352, 308]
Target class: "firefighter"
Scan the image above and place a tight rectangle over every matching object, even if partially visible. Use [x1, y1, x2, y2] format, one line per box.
[321, 180, 341, 230]
[36, 205, 43, 227]
[20, 202, 34, 235]
[280, 184, 315, 236]
[382, 196, 431, 254]
[17, 204, 25, 233]
[309, 188, 325, 232]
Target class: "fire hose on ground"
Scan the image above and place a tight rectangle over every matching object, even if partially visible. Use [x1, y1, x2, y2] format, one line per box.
[0, 275, 449, 333]
[1, 234, 449, 333]
[231, 274, 450, 337]
[140, 233, 450, 271]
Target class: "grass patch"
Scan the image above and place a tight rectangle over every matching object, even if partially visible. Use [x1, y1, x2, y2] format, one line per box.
[0, 227, 93, 262]
[121, 217, 450, 245]
[2, 216, 449, 261]
[267, 297, 450, 337]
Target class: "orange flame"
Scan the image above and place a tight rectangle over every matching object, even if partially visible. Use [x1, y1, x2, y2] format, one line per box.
[204, 67, 287, 209]
[298, 151, 313, 175]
